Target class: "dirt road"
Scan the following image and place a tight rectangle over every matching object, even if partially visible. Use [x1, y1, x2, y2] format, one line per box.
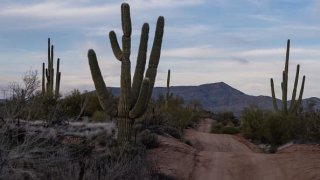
[148, 119, 320, 180]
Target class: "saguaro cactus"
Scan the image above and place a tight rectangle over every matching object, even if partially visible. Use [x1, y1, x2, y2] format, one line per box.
[270, 39, 305, 114]
[42, 38, 61, 98]
[88, 3, 165, 143]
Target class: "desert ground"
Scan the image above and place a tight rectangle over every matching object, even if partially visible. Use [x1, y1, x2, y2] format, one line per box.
[148, 119, 320, 180]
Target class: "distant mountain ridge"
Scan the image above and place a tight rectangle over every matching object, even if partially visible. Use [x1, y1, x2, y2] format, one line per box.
[109, 82, 320, 116]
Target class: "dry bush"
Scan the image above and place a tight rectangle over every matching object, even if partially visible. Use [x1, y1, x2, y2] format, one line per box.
[0, 121, 155, 180]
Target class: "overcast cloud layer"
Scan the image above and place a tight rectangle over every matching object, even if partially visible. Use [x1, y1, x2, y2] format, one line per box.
[0, 0, 320, 98]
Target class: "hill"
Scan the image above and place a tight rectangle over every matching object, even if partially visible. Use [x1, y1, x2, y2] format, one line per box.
[109, 82, 320, 116]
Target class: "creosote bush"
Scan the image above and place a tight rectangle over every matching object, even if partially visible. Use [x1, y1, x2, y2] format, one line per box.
[211, 111, 240, 135]
[240, 104, 320, 151]
[211, 123, 239, 135]
[139, 130, 159, 149]
[91, 110, 109, 122]
[136, 94, 206, 140]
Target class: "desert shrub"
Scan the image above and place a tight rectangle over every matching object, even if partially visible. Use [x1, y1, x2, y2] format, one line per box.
[82, 92, 103, 116]
[91, 110, 108, 122]
[164, 97, 203, 130]
[140, 95, 206, 139]
[61, 89, 83, 118]
[139, 130, 159, 149]
[263, 112, 294, 147]
[214, 111, 239, 126]
[211, 123, 239, 134]
[163, 126, 182, 139]
[239, 105, 317, 149]
[211, 123, 223, 133]
[240, 106, 266, 141]
[0, 121, 154, 180]
[221, 126, 240, 134]
[293, 104, 320, 143]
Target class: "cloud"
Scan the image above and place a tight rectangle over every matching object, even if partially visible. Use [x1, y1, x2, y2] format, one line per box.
[229, 57, 250, 64]
[0, 2, 118, 19]
[1, 0, 320, 100]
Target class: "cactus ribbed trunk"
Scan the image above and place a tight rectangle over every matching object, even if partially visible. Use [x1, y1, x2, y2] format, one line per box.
[88, 3, 164, 143]
[118, 117, 133, 142]
[270, 78, 278, 111]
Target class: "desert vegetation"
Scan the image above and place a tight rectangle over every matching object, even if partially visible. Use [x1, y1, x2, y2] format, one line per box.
[240, 40, 318, 152]
[1, 2, 320, 180]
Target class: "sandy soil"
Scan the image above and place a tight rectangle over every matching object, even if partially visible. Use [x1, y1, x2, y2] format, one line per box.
[148, 118, 320, 180]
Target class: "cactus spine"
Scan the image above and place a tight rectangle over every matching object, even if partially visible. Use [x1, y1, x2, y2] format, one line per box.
[270, 39, 306, 114]
[42, 38, 61, 98]
[88, 3, 165, 143]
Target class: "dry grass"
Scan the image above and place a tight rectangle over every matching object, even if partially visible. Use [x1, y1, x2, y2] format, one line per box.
[0, 121, 155, 180]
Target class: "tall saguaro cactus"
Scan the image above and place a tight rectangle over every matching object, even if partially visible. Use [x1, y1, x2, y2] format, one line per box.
[42, 38, 61, 98]
[88, 3, 165, 143]
[270, 39, 306, 114]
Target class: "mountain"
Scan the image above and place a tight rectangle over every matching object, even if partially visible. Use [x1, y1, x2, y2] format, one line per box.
[108, 82, 320, 116]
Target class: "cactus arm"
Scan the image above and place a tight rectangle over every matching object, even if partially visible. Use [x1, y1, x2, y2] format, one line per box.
[293, 75, 305, 112]
[166, 69, 171, 100]
[284, 40, 290, 81]
[109, 31, 123, 61]
[131, 23, 149, 105]
[289, 64, 300, 112]
[145, 16, 165, 102]
[283, 39, 290, 114]
[48, 38, 50, 67]
[121, 3, 132, 37]
[282, 70, 288, 114]
[270, 78, 278, 111]
[50, 45, 54, 93]
[55, 72, 61, 98]
[129, 78, 150, 119]
[117, 3, 132, 117]
[55, 58, 60, 97]
[47, 39, 51, 93]
[121, 3, 131, 60]
[87, 49, 110, 110]
[42, 63, 45, 93]
[45, 68, 49, 91]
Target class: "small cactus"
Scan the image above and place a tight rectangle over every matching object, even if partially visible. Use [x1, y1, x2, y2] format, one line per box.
[270, 39, 305, 114]
[88, 3, 165, 143]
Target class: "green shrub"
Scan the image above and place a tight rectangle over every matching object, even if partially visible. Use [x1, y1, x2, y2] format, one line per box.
[163, 126, 182, 139]
[140, 130, 158, 149]
[214, 111, 239, 126]
[240, 106, 303, 147]
[211, 123, 239, 134]
[91, 111, 108, 122]
[240, 106, 266, 141]
[221, 126, 240, 134]
[211, 123, 223, 133]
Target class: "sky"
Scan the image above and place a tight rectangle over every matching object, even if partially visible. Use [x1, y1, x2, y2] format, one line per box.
[0, 0, 320, 99]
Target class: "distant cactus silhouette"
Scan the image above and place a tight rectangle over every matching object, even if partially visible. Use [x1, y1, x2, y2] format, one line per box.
[88, 3, 165, 143]
[270, 39, 305, 114]
[165, 69, 172, 108]
[42, 38, 61, 98]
